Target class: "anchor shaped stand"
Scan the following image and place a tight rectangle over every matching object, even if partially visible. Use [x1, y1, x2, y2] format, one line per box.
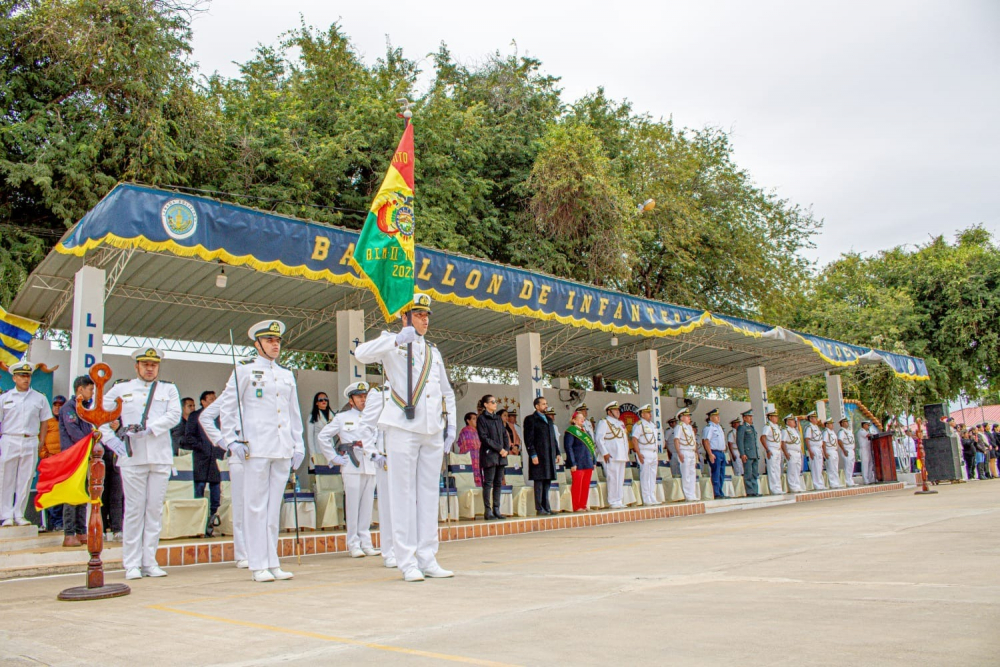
[58, 363, 130, 601]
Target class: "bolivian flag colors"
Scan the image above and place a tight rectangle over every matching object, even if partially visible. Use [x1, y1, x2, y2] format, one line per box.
[35, 434, 93, 510]
[0, 306, 40, 366]
[350, 123, 416, 320]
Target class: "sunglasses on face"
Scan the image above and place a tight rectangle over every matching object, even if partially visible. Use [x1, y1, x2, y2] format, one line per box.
[317, 398, 329, 403]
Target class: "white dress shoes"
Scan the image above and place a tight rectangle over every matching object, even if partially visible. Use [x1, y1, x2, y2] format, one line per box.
[402, 568, 425, 582]
[422, 564, 454, 578]
[125, 568, 142, 581]
[270, 568, 294, 580]
[14, 518, 30, 526]
[384, 557, 397, 569]
[236, 559, 249, 569]
[349, 548, 365, 558]
[252, 569, 275, 583]
[141, 565, 168, 578]
[362, 547, 381, 557]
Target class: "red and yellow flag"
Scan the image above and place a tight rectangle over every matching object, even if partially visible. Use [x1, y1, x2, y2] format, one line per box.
[34, 434, 93, 510]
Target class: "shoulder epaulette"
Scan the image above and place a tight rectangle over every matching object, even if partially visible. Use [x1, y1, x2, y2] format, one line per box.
[113, 379, 129, 385]
[158, 380, 175, 385]
[239, 359, 253, 365]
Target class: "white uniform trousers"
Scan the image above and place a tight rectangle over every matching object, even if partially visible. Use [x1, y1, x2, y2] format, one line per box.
[678, 446, 698, 501]
[808, 446, 826, 490]
[120, 464, 171, 570]
[860, 443, 875, 484]
[384, 427, 443, 574]
[765, 443, 784, 494]
[603, 460, 626, 507]
[0, 445, 35, 522]
[374, 463, 394, 561]
[841, 450, 857, 487]
[824, 447, 842, 488]
[638, 448, 659, 505]
[343, 473, 376, 551]
[785, 451, 805, 492]
[243, 457, 290, 572]
[229, 459, 247, 561]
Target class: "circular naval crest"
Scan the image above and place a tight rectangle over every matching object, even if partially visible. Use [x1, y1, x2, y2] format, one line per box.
[905, 358, 916, 374]
[619, 402, 640, 433]
[161, 199, 198, 240]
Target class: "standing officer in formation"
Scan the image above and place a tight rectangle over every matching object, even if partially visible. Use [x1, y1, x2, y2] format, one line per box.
[199, 390, 248, 568]
[856, 419, 876, 484]
[595, 401, 629, 509]
[665, 417, 680, 477]
[0, 361, 51, 526]
[215, 321, 305, 583]
[804, 411, 826, 490]
[781, 414, 806, 493]
[354, 294, 457, 582]
[726, 417, 743, 478]
[736, 409, 760, 496]
[316, 381, 380, 558]
[359, 382, 394, 568]
[673, 408, 699, 501]
[701, 408, 727, 499]
[630, 404, 659, 505]
[99, 348, 180, 580]
[760, 409, 784, 496]
[822, 419, 842, 489]
[837, 417, 857, 487]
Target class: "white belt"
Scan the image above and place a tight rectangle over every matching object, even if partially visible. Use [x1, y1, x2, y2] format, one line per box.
[1, 433, 35, 438]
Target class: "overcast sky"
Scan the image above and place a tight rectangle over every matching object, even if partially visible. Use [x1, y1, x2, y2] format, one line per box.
[188, 0, 999, 268]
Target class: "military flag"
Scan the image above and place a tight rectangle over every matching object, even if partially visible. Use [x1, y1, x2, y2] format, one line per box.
[0, 306, 40, 366]
[35, 433, 93, 510]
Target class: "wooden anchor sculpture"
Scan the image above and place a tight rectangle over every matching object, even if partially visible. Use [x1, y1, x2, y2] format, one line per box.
[58, 362, 131, 601]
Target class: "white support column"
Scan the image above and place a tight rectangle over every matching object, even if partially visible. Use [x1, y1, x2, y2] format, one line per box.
[637, 350, 664, 451]
[747, 366, 769, 458]
[516, 332, 543, 480]
[825, 372, 845, 423]
[337, 310, 365, 401]
[69, 265, 105, 392]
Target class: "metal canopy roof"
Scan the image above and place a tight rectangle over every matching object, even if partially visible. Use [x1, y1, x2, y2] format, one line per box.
[11, 184, 929, 388]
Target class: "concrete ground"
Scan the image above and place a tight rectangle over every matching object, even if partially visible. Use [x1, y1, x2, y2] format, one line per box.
[1, 482, 997, 666]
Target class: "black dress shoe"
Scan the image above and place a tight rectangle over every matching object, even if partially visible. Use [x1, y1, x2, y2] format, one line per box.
[484, 513, 495, 521]
[494, 513, 505, 520]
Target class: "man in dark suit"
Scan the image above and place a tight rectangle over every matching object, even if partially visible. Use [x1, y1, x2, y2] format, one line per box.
[523, 396, 561, 515]
[180, 390, 226, 535]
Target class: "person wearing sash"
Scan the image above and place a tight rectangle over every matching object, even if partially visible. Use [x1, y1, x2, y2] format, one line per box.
[804, 411, 826, 490]
[726, 417, 744, 478]
[701, 408, 727, 499]
[822, 419, 842, 489]
[359, 383, 394, 567]
[837, 417, 857, 487]
[781, 414, 806, 493]
[856, 419, 875, 484]
[99, 348, 181, 581]
[672, 408, 699, 501]
[317, 381, 379, 558]
[631, 405, 660, 505]
[564, 411, 596, 512]
[736, 409, 760, 496]
[760, 409, 785, 495]
[595, 401, 629, 508]
[354, 294, 457, 582]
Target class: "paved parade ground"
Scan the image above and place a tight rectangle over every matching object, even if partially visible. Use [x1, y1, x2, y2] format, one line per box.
[2, 483, 997, 666]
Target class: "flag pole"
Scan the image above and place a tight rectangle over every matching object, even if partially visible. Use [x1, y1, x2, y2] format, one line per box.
[397, 98, 417, 421]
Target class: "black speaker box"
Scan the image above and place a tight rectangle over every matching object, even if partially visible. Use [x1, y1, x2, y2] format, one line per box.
[924, 403, 947, 438]
[923, 435, 962, 481]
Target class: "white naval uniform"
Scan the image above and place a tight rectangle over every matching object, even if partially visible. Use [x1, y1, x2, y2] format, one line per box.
[99, 379, 180, 571]
[317, 407, 377, 553]
[804, 422, 826, 490]
[631, 419, 659, 505]
[762, 421, 784, 495]
[595, 417, 629, 508]
[0, 387, 51, 523]
[781, 426, 805, 492]
[856, 428, 875, 484]
[199, 395, 246, 562]
[673, 422, 698, 501]
[822, 428, 841, 488]
[216, 357, 305, 573]
[726, 428, 744, 476]
[837, 427, 857, 487]
[354, 332, 456, 576]
[360, 386, 393, 562]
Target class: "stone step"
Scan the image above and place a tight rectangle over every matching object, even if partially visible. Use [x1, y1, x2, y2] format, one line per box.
[0, 544, 123, 581]
[0, 533, 65, 552]
[0, 525, 39, 540]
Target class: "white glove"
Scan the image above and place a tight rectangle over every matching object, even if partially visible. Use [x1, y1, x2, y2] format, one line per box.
[395, 326, 418, 346]
[374, 454, 387, 468]
[171, 466, 179, 478]
[229, 441, 248, 462]
[331, 454, 348, 467]
[443, 424, 456, 448]
[104, 437, 127, 458]
[291, 451, 304, 470]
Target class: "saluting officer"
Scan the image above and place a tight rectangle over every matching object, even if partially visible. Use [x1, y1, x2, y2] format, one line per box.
[317, 381, 380, 558]
[99, 348, 180, 580]
[803, 411, 826, 490]
[781, 414, 805, 493]
[726, 417, 744, 477]
[736, 409, 760, 496]
[354, 294, 457, 582]
[673, 408, 699, 501]
[822, 419, 842, 489]
[837, 417, 857, 487]
[630, 404, 659, 505]
[215, 321, 305, 583]
[595, 401, 629, 509]
[856, 419, 876, 484]
[359, 382, 394, 568]
[760, 409, 784, 495]
[0, 361, 51, 527]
